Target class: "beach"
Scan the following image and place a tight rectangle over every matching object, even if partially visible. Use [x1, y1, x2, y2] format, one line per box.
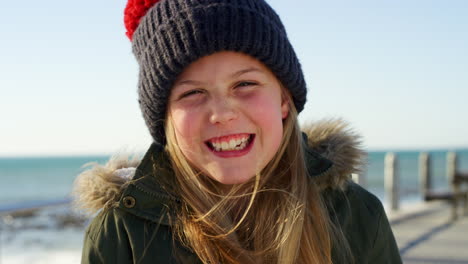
[0, 205, 86, 264]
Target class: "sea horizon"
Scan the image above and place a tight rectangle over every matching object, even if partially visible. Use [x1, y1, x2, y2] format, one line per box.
[1, 149, 468, 208]
[1, 146, 468, 158]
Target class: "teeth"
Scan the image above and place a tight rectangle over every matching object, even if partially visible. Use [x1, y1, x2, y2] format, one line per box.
[221, 142, 228, 150]
[229, 139, 236, 149]
[210, 135, 251, 152]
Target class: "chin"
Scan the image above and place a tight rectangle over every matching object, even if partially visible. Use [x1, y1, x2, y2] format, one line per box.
[208, 171, 256, 185]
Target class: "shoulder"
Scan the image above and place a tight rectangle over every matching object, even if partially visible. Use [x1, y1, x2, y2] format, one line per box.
[345, 181, 384, 215]
[82, 208, 137, 263]
[324, 181, 384, 228]
[82, 207, 199, 264]
[324, 182, 402, 263]
[84, 206, 170, 249]
[82, 208, 170, 263]
[84, 207, 134, 243]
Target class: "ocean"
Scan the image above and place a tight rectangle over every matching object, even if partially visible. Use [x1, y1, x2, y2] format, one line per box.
[1, 150, 468, 207]
[0, 156, 109, 206]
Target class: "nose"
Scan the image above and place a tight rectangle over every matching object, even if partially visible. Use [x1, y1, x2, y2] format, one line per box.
[209, 98, 238, 125]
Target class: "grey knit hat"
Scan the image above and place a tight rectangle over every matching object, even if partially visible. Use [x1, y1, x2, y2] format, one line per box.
[125, 0, 307, 146]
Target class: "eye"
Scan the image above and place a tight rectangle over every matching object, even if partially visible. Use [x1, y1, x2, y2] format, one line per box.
[179, 89, 204, 99]
[236, 81, 257, 88]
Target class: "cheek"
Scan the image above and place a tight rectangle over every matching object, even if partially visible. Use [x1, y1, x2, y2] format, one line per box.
[170, 108, 201, 148]
[249, 95, 284, 127]
[246, 94, 284, 145]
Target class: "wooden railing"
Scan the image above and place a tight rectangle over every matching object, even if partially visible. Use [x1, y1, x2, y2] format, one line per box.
[420, 152, 468, 219]
[353, 151, 468, 220]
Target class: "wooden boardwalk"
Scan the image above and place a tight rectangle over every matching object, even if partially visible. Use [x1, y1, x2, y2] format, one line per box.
[390, 202, 468, 264]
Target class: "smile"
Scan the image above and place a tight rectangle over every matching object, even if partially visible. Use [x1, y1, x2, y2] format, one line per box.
[205, 133, 255, 152]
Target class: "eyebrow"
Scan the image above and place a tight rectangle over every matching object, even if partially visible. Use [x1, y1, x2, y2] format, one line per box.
[230, 67, 263, 78]
[174, 67, 264, 87]
[174, 79, 204, 87]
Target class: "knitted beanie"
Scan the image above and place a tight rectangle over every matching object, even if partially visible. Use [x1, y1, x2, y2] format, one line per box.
[125, 0, 307, 146]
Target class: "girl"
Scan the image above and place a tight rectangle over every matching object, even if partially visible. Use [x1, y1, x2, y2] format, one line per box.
[74, 0, 402, 263]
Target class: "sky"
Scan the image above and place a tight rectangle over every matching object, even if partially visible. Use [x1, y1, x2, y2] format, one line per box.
[1, 0, 467, 156]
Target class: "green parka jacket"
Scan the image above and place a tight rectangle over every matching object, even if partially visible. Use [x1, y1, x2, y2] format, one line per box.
[74, 120, 402, 264]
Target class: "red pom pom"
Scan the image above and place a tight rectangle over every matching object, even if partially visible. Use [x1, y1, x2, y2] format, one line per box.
[124, 0, 161, 40]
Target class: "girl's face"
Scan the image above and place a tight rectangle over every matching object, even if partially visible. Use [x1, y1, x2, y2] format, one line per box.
[168, 51, 289, 185]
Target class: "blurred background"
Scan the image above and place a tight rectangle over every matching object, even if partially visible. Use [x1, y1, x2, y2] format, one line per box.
[1, 0, 467, 263]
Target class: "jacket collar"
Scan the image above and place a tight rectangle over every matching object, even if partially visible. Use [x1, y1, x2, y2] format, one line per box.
[118, 136, 333, 225]
[118, 143, 178, 225]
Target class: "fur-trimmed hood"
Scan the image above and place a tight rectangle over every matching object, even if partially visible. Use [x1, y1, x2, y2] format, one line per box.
[73, 118, 366, 215]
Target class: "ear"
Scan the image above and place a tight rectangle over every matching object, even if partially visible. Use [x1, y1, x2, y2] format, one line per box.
[281, 96, 289, 119]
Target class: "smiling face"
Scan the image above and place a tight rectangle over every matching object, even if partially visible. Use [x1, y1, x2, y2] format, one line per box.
[167, 52, 289, 185]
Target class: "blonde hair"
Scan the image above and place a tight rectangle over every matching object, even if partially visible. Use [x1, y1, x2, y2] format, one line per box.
[164, 91, 350, 264]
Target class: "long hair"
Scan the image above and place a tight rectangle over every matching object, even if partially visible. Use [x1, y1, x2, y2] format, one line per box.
[164, 91, 349, 263]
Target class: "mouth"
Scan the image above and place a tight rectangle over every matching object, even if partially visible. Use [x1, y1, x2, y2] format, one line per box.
[205, 133, 255, 152]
